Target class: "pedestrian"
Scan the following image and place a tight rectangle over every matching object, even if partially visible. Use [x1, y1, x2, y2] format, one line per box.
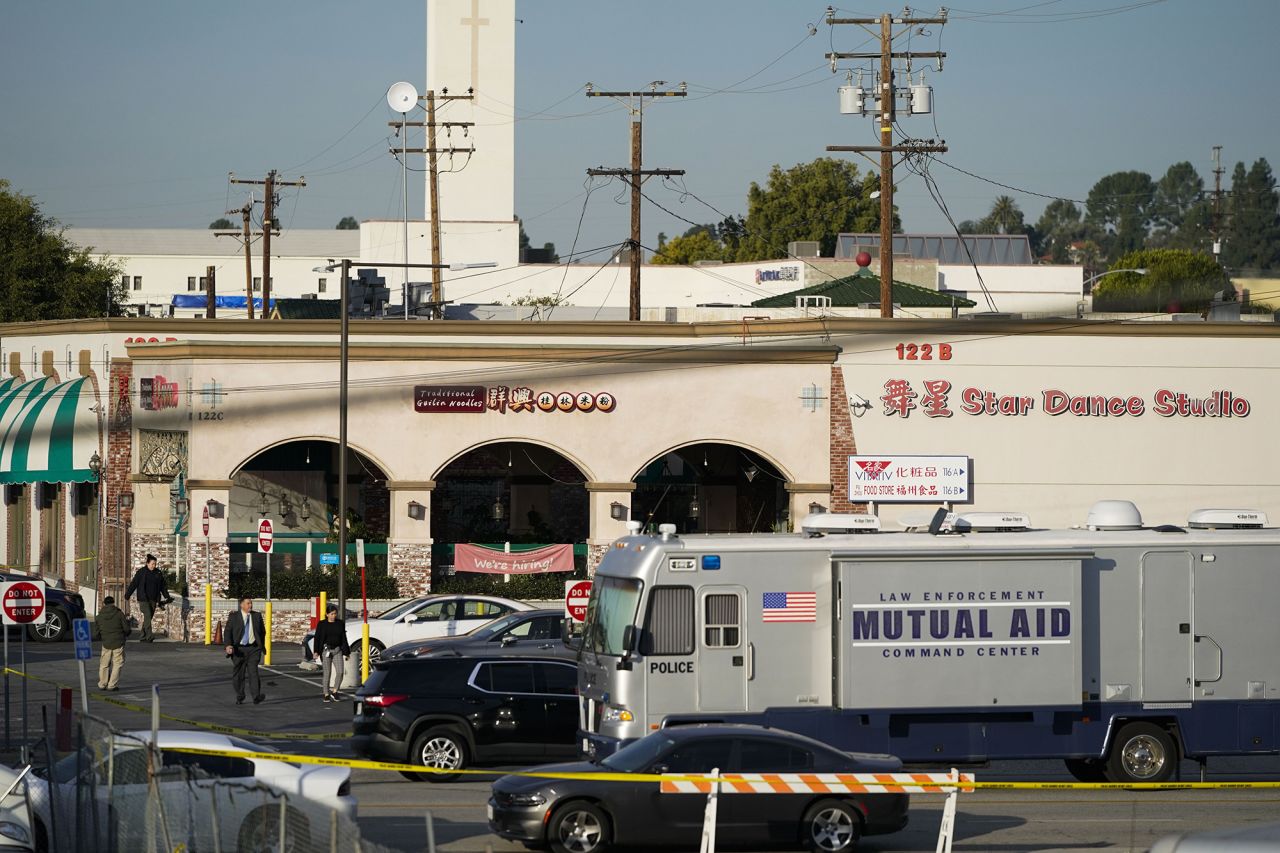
[124, 554, 173, 642]
[91, 595, 130, 691]
[223, 596, 267, 705]
[313, 603, 351, 702]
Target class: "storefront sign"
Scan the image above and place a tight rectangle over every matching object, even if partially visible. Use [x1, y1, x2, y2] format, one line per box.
[138, 375, 180, 411]
[454, 543, 575, 575]
[415, 385, 617, 414]
[848, 455, 969, 502]
[755, 266, 800, 283]
[879, 379, 1252, 419]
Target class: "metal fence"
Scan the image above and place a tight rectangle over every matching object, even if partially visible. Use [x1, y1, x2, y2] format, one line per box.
[22, 714, 394, 853]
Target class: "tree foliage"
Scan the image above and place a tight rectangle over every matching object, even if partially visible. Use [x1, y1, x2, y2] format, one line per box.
[1223, 158, 1280, 270]
[1035, 199, 1092, 263]
[335, 216, 359, 230]
[208, 217, 233, 230]
[1092, 248, 1229, 313]
[0, 180, 125, 321]
[1086, 171, 1155, 262]
[651, 230, 725, 265]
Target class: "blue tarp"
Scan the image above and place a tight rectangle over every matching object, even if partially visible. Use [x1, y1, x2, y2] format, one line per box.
[170, 295, 276, 309]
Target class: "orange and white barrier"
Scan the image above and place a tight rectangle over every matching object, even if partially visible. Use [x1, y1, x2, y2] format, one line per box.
[662, 769, 975, 795]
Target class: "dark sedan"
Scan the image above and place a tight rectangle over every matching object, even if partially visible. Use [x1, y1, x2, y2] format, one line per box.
[382, 608, 571, 661]
[488, 724, 909, 853]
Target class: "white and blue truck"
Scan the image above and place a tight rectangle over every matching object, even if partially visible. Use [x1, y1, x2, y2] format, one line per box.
[574, 501, 1280, 783]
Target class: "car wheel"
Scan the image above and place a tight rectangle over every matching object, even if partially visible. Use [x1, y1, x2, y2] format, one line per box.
[400, 726, 468, 782]
[235, 804, 310, 853]
[29, 607, 67, 642]
[366, 638, 386, 662]
[1105, 722, 1177, 783]
[1064, 757, 1107, 782]
[547, 801, 610, 853]
[801, 799, 862, 853]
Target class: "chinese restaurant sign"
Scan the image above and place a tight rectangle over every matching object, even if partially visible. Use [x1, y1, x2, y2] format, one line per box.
[415, 385, 616, 414]
[454, 543, 576, 575]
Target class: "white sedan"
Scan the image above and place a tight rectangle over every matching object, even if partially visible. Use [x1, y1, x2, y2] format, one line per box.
[346, 594, 532, 660]
[25, 729, 354, 851]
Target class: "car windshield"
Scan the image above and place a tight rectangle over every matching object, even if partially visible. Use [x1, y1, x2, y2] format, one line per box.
[470, 611, 524, 639]
[600, 733, 675, 772]
[583, 576, 643, 656]
[376, 597, 432, 621]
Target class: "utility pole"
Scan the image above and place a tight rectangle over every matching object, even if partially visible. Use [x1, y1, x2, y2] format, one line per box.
[213, 198, 274, 320]
[205, 265, 217, 319]
[228, 170, 305, 319]
[1210, 145, 1226, 260]
[394, 90, 474, 318]
[825, 9, 948, 318]
[585, 84, 687, 321]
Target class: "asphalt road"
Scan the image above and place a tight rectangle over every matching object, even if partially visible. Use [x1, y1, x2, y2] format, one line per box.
[7, 639, 1280, 853]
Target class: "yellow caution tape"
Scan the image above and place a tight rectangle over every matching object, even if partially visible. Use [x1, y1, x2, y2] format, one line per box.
[2, 667, 347, 742]
[0, 555, 96, 570]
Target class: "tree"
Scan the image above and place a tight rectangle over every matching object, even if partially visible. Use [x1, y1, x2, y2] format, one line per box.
[208, 217, 233, 230]
[0, 181, 126, 321]
[1223, 158, 1280, 270]
[734, 158, 888, 261]
[1149, 162, 1208, 250]
[335, 216, 359, 230]
[1092, 248, 1229, 313]
[1036, 198, 1084, 262]
[650, 230, 725, 265]
[517, 217, 558, 262]
[984, 195, 1025, 235]
[1085, 171, 1155, 262]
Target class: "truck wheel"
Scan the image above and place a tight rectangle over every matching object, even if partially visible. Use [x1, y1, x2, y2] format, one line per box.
[1105, 722, 1177, 783]
[1064, 758, 1107, 782]
[401, 726, 468, 782]
[801, 799, 862, 852]
[236, 804, 310, 853]
[548, 801, 610, 853]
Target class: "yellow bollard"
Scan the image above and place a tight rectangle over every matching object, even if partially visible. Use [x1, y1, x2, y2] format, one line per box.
[264, 601, 273, 666]
[319, 590, 327, 621]
[361, 622, 370, 683]
[203, 583, 212, 645]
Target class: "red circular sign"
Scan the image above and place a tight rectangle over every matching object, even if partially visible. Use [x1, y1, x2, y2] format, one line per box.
[565, 580, 593, 623]
[258, 518, 274, 553]
[3, 581, 45, 624]
[202, 505, 210, 537]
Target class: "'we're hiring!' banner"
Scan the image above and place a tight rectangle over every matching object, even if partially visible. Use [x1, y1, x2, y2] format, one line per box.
[453, 544, 575, 575]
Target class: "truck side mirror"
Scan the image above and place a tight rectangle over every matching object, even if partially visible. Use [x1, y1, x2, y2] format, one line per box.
[561, 618, 582, 652]
[622, 625, 638, 652]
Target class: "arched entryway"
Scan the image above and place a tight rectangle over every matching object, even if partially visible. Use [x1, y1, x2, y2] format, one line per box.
[431, 441, 590, 592]
[631, 443, 789, 534]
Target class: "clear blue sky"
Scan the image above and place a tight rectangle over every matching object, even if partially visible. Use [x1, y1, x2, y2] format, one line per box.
[2, 0, 1276, 259]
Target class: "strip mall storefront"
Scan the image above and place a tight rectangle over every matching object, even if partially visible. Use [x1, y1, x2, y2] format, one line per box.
[0, 317, 1275, 640]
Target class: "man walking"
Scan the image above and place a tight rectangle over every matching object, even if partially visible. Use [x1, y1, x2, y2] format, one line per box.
[92, 595, 130, 690]
[224, 596, 266, 705]
[124, 554, 172, 642]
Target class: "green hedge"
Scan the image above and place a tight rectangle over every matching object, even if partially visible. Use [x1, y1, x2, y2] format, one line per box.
[430, 568, 588, 600]
[223, 568, 399, 601]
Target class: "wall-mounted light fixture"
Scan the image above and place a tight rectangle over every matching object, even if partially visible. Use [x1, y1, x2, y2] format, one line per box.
[491, 498, 505, 522]
[407, 500, 426, 521]
[280, 494, 293, 516]
[259, 491, 270, 517]
[206, 499, 225, 518]
[88, 451, 103, 480]
[174, 498, 190, 517]
[118, 493, 134, 511]
[688, 495, 701, 519]
[609, 501, 627, 521]
[809, 501, 826, 515]
[299, 500, 310, 523]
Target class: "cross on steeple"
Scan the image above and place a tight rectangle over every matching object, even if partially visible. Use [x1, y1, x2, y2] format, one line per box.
[461, 0, 489, 92]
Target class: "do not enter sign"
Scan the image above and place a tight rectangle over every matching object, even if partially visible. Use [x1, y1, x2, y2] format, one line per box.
[1, 580, 46, 625]
[565, 580, 592, 623]
[257, 518, 274, 554]
[202, 505, 210, 537]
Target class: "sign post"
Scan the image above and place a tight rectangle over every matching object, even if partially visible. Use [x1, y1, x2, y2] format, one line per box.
[357, 539, 369, 683]
[73, 618, 92, 713]
[2, 580, 46, 756]
[257, 519, 274, 665]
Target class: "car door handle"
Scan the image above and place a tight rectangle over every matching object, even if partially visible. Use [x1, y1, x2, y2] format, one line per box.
[747, 642, 755, 681]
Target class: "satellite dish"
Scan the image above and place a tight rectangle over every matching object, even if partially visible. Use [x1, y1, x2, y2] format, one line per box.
[386, 81, 419, 114]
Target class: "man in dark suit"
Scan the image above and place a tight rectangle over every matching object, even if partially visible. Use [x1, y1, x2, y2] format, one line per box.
[223, 596, 267, 705]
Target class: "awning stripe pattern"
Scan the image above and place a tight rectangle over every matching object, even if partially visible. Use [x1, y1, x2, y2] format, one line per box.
[0, 376, 101, 484]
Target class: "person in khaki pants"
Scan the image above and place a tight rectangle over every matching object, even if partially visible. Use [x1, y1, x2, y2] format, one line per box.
[92, 596, 130, 690]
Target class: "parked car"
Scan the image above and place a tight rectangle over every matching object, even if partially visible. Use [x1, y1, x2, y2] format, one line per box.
[488, 724, 910, 853]
[0, 766, 36, 853]
[1150, 820, 1280, 852]
[382, 608, 572, 661]
[0, 573, 86, 643]
[25, 729, 354, 851]
[347, 594, 532, 661]
[351, 655, 579, 781]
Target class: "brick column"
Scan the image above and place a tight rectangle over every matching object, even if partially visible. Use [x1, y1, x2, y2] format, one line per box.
[387, 481, 434, 596]
[585, 482, 635, 575]
[829, 365, 866, 513]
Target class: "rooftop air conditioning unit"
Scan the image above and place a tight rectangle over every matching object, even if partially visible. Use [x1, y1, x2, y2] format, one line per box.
[788, 241, 820, 258]
[1187, 509, 1269, 529]
[1086, 500, 1143, 531]
[953, 512, 1031, 532]
[801, 513, 881, 536]
[693, 259, 724, 266]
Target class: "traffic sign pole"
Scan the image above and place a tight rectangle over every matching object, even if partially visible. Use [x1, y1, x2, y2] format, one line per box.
[73, 619, 92, 713]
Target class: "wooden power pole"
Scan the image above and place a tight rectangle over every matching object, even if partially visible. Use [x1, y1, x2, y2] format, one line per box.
[213, 197, 276, 320]
[586, 85, 686, 321]
[205, 265, 217, 318]
[825, 10, 948, 317]
[228, 170, 305, 318]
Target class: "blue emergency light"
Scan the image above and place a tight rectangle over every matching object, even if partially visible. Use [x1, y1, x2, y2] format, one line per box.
[702, 555, 721, 570]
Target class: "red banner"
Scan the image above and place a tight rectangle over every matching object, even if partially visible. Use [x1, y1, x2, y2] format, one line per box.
[454, 543, 575, 575]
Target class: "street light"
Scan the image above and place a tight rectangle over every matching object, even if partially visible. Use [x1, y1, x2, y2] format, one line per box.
[310, 257, 496, 617]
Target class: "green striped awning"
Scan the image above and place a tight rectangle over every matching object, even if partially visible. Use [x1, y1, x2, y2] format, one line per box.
[0, 376, 101, 484]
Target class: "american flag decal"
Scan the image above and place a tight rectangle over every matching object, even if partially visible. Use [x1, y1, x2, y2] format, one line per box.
[762, 592, 817, 623]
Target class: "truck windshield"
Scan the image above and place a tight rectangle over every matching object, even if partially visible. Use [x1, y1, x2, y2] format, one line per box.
[584, 576, 643, 656]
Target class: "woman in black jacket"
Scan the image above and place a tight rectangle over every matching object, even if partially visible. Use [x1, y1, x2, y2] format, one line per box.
[313, 604, 351, 702]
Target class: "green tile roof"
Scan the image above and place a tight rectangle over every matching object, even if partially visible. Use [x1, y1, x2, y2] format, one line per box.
[751, 268, 976, 309]
[270, 298, 342, 320]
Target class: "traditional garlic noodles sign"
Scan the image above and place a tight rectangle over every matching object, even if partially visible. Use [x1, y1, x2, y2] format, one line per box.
[880, 379, 1251, 419]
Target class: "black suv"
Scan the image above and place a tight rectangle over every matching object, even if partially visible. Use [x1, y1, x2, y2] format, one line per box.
[0, 572, 86, 642]
[351, 656, 578, 781]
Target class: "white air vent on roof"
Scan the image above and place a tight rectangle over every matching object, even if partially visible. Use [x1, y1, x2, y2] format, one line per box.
[802, 513, 881, 535]
[953, 512, 1031, 532]
[1187, 509, 1269, 529]
[1086, 500, 1143, 531]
